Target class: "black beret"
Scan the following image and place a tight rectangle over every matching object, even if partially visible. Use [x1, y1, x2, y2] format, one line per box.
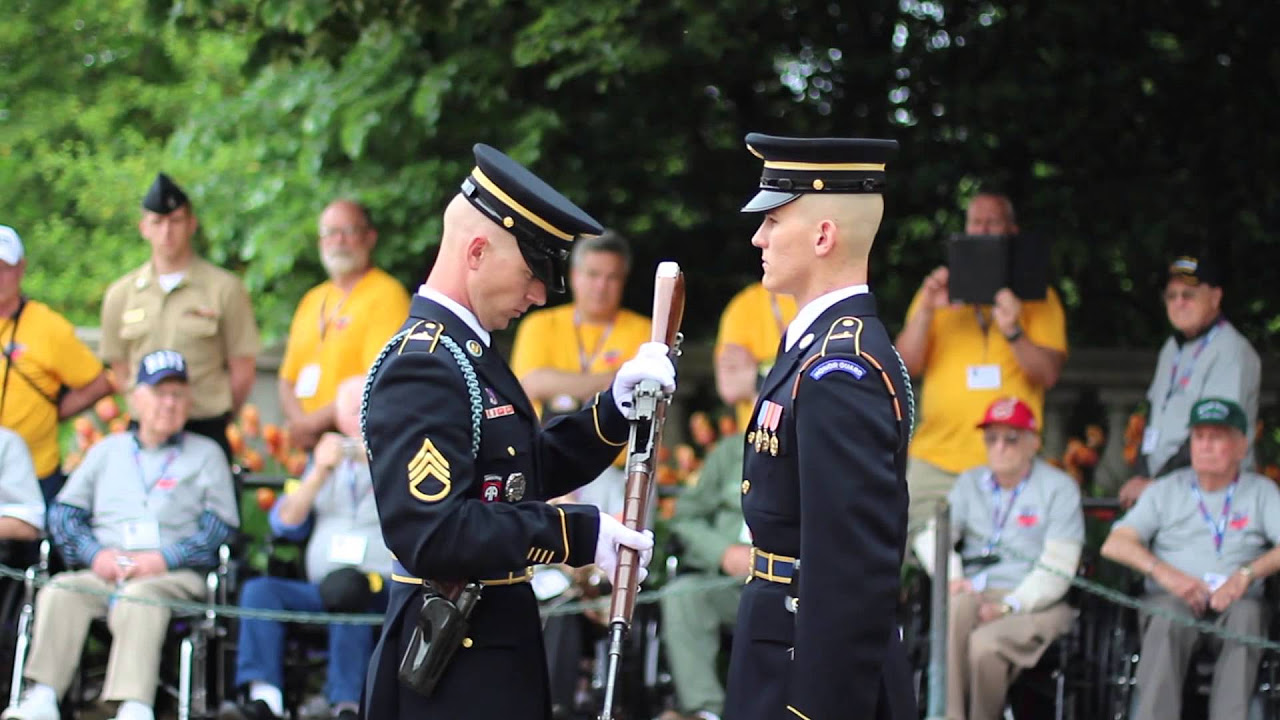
[460, 144, 603, 294]
[142, 172, 190, 215]
[741, 133, 899, 213]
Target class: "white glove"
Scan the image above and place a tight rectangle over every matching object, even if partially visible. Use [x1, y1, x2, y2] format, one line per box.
[612, 341, 676, 417]
[595, 512, 655, 585]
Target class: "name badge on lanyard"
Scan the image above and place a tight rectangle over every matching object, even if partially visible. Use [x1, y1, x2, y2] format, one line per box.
[1190, 477, 1237, 556]
[123, 521, 162, 550]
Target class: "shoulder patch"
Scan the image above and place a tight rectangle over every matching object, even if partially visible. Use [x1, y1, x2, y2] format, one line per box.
[820, 316, 864, 356]
[809, 357, 867, 381]
[399, 320, 444, 355]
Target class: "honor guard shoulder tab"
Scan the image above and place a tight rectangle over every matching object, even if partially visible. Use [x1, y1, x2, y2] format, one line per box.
[398, 320, 444, 355]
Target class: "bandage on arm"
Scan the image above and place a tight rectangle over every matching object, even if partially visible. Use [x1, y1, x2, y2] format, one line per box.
[1006, 538, 1082, 613]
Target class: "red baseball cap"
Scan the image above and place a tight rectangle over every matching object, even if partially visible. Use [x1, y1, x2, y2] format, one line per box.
[977, 397, 1038, 432]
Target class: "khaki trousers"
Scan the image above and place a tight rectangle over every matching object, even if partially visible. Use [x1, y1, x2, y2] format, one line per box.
[24, 569, 206, 706]
[1134, 593, 1265, 720]
[946, 589, 1074, 720]
[659, 574, 742, 715]
[907, 457, 959, 543]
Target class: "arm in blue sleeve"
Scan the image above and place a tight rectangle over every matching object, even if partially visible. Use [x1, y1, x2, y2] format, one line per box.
[160, 511, 235, 570]
[48, 503, 104, 568]
[268, 501, 314, 542]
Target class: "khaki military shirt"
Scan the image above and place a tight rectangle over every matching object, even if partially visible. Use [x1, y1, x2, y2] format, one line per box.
[100, 258, 260, 419]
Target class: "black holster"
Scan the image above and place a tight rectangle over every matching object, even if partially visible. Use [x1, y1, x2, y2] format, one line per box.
[398, 580, 483, 697]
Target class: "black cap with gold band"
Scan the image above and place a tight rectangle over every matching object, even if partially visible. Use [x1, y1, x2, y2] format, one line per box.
[460, 143, 603, 294]
[741, 133, 899, 213]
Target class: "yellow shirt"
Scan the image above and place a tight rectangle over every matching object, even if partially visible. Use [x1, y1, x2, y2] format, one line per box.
[511, 304, 651, 418]
[100, 258, 261, 419]
[280, 268, 411, 414]
[714, 283, 798, 431]
[907, 287, 1068, 473]
[0, 300, 105, 476]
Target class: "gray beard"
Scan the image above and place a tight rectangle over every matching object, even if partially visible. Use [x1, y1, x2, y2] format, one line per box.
[322, 252, 362, 278]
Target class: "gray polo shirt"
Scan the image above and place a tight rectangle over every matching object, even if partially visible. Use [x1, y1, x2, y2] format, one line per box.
[949, 458, 1084, 590]
[56, 431, 240, 550]
[1116, 467, 1280, 598]
[1143, 319, 1260, 474]
[0, 428, 45, 531]
[272, 459, 393, 583]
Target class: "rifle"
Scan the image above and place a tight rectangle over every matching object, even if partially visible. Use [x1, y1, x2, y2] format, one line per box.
[599, 261, 685, 720]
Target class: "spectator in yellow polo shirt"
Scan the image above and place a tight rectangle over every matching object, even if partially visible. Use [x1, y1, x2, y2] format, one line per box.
[895, 192, 1068, 534]
[100, 174, 260, 461]
[714, 281, 798, 433]
[511, 229, 651, 442]
[0, 226, 113, 502]
[278, 200, 410, 451]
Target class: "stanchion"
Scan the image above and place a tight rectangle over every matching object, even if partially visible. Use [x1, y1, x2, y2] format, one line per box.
[926, 500, 949, 720]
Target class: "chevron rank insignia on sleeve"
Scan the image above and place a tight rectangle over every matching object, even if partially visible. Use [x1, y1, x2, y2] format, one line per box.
[408, 437, 452, 502]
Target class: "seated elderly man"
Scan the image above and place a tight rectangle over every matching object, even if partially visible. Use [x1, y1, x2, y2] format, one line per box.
[1102, 397, 1280, 720]
[225, 376, 390, 720]
[3, 350, 239, 720]
[0, 427, 44, 543]
[914, 397, 1083, 720]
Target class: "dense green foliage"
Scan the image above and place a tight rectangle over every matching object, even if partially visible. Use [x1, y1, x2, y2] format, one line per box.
[4, 0, 1277, 352]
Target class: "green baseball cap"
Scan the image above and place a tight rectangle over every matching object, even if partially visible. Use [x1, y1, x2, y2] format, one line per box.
[1189, 398, 1248, 434]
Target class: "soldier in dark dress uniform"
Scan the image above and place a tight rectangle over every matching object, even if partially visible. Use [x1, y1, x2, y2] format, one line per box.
[724, 134, 918, 720]
[361, 144, 673, 720]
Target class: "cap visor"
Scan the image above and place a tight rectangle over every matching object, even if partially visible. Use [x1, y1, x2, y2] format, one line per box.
[515, 241, 567, 294]
[741, 190, 800, 213]
[141, 370, 187, 385]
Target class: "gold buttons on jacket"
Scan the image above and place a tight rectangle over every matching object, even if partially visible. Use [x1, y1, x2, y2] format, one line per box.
[741, 480, 750, 495]
[507, 446, 516, 456]
[462, 637, 473, 648]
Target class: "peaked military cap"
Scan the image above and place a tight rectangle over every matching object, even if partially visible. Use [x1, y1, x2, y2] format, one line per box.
[142, 172, 190, 215]
[459, 144, 603, 294]
[741, 133, 899, 213]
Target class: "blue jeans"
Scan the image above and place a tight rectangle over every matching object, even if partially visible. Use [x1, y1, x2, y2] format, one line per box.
[234, 576, 387, 704]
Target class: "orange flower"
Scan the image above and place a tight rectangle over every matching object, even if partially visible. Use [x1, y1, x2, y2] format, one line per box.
[225, 424, 245, 456]
[240, 404, 261, 438]
[94, 396, 120, 423]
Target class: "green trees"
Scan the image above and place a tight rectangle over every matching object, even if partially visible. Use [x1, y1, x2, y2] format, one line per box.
[5, 0, 1277, 349]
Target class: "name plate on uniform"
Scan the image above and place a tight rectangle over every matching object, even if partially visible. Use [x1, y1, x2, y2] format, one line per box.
[328, 533, 369, 565]
[122, 520, 161, 550]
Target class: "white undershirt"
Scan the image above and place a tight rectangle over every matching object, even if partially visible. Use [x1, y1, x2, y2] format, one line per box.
[157, 272, 184, 293]
[416, 285, 491, 347]
[783, 284, 870, 351]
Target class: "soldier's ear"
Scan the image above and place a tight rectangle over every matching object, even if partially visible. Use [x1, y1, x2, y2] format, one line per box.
[465, 235, 488, 270]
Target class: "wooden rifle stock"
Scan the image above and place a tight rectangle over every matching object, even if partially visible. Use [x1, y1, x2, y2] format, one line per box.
[599, 262, 684, 719]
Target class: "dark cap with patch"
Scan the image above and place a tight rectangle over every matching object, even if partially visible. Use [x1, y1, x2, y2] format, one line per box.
[459, 144, 603, 294]
[741, 133, 899, 213]
[136, 349, 188, 386]
[1189, 397, 1248, 435]
[142, 173, 190, 215]
[1168, 252, 1225, 288]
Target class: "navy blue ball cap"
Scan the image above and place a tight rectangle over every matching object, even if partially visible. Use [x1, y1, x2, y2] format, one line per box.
[137, 350, 188, 386]
[142, 172, 190, 215]
[460, 144, 604, 294]
[741, 133, 899, 213]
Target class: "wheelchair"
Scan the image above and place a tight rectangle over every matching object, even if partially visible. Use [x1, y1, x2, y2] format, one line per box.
[6, 541, 235, 720]
[1094, 571, 1280, 720]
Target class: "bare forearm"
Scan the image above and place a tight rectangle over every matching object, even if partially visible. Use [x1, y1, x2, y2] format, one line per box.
[0, 517, 39, 541]
[1101, 531, 1157, 574]
[58, 373, 113, 420]
[276, 470, 328, 526]
[1245, 546, 1280, 581]
[1009, 339, 1065, 388]
[894, 309, 933, 376]
[519, 368, 612, 402]
[277, 377, 306, 425]
[228, 357, 257, 414]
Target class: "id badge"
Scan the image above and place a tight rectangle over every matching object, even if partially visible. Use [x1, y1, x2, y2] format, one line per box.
[328, 533, 369, 565]
[1203, 572, 1227, 593]
[123, 521, 162, 550]
[971, 571, 989, 592]
[295, 364, 322, 399]
[966, 364, 1002, 390]
[1141, 427, 1160, 455]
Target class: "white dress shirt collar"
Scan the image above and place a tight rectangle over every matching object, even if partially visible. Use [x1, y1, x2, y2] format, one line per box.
[784, 284, 870, 351]
[416, 285, 491, 347]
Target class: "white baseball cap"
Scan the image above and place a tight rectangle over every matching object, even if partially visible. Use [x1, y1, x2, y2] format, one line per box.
[0, 226, 24, 265]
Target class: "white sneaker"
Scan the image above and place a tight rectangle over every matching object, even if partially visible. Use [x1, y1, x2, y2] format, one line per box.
[2, 690, 59, 720]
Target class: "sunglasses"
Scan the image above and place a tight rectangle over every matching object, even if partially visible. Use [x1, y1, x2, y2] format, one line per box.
[983, 430, 1023, 447]
[1163, 287, 1201, 303]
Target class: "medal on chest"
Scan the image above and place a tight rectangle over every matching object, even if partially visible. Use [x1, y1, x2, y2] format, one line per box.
[747, 400, 784, 456]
